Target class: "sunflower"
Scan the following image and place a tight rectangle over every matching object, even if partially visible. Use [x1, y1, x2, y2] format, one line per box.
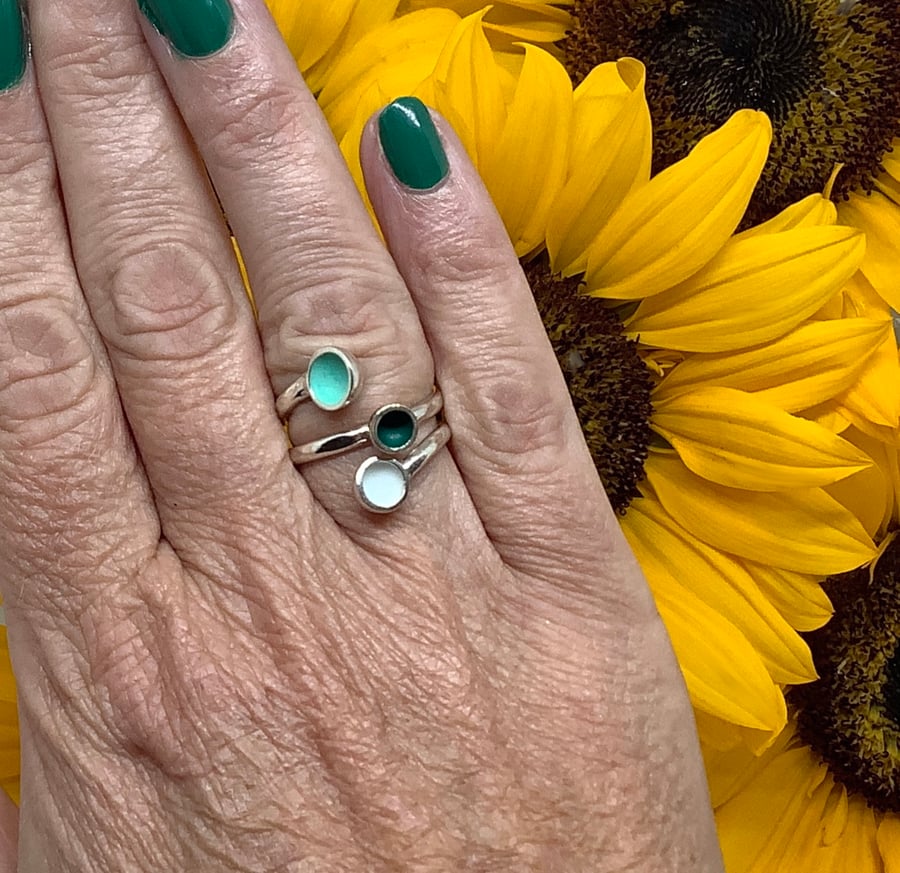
[564, 0, 900, 317]
[707, 525, 900, 873]
[264, 0, 570, 94]
[270, 10, 887, 751]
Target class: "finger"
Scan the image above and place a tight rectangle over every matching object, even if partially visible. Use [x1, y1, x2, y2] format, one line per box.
[27, 0, 300, 541]
[361, 101, 622, 571]
[135, 0, 439, 526]
[0, 19, 159, 609]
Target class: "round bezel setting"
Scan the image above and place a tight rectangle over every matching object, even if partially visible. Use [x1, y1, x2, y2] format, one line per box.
[355, 457, 409, 513]
[369, 404, 418, 455]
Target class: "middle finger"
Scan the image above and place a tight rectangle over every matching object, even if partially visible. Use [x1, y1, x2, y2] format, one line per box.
[135, 0, 439, 527]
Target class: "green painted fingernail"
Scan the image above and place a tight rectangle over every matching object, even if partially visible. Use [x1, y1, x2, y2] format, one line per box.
[0, 0, 26, 92]
[378, 97, 449, 191]
[138, 0, 234, 58]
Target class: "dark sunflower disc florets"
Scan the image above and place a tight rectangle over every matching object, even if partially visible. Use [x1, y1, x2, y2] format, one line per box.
[525, 255, 653, 514]
[565, 0, 900, 223]
[794, 536, 900, 812]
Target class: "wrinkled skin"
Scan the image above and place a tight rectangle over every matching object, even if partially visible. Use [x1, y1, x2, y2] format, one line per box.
[0, 1, 724, 870]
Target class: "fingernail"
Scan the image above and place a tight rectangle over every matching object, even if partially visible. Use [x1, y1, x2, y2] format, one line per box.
[0, 0, 26, 92]
[378, 97, 450, 191]
[137, 0, 234, 58]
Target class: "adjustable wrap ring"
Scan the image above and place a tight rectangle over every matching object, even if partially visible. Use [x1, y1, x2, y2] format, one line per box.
[289, 389, 444, 465]
[276, 347, 361, 417]
[355, 424, 452, 513]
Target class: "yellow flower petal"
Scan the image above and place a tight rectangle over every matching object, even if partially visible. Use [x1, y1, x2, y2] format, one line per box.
[626, 499, 816, 685]
[644, 453, 876, 574]
[837, 328, 900, 429]
[319, 9, 460, 140]
[482, 45, 572, 256]
[877, 815, 900, 873]
[399, 0, 572, 44]
[431, 10, 508, 171]
[0, 627, 18, 800]
[826, 428, 893, 539]
[655, 319, 890, 413]
[737, 193, 837, 238]
[625, 226, 866, 352]
[744, 561, 833, 633]
[715, 745, 829, 873]
[702, 720, 795, 807]
[838, 190, 900, 311]
[623, 517, 787, 732]
[811, 797, 881, 873]
[267, 0, 362, 73]
[546, 59, 652, 275]
[652, 387, 873, 490]
[584, 109, 772, 300]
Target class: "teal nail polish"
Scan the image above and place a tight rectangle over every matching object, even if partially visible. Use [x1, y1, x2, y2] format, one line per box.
[138, 0, 234, 58]
[0, 0, 26, 92]
[378, 97, 449, 191]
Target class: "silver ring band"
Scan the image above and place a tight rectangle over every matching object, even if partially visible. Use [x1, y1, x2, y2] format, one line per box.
[355, 424, 451, 513]
[276, 347, 361, 418]
[289, 389, 443, 464]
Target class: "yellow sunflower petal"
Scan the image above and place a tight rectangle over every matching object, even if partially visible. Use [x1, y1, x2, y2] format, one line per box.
[715, 745, 829, 873]
[481, 45, 572, 256]
[546, 59, 652, 275]
[744, 561, 833, 633]
[876, 815, 900, 873]
[826, 434, 892, 540]
[737, 193, 837, 238]
[654, 319, 890, 413]
[625, 499, 816, 685]
[812, 797, 881, 873]
[625, 225, 866, 352]
[702, 720, 796, 807]
[876, 169, 900, 208]
[622, 518, 787, 731]
[882, 139, 900, 180]
[584, 109, 772, 300]
[267, 0, 362, 73]
[431, 10, 508, 171]
[652, 387, 873, 491]
[0, 627, 18, 802]
[399, 0, 572, 44]
[695, 710, 781, 756]
[644, 453, 877, 574]
[838, 190, 900, 311]
[319, 9, 461, 142]
[836, 329, 900, 429]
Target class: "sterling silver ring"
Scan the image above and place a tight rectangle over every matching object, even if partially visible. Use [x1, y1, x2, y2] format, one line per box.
[289, 389, 443, 465]
[276, 347, 361, 418]
[355, 424, 451, 513]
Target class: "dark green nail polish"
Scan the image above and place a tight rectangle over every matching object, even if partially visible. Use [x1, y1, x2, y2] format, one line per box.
[378, 97, 449, 191]
[138, 0, 234, 58]
[0, 0, 26, 92]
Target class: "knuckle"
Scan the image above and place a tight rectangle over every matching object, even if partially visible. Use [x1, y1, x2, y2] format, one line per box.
[207, 75, 303, 163]
[261, 262, 421, 386]
[472, 351, 572, 463]
[105, 240, 238, 363]
[0, 297, 99, 438]
[44, 24, 151, 111]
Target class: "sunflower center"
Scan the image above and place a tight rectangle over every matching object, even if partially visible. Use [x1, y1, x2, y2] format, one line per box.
[525, 255, 653, 514]
[565, 0, 900, 222]
[794, 535, 900, 812]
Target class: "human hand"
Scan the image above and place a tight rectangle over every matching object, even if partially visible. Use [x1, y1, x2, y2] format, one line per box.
[0, 0, 723, 869]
